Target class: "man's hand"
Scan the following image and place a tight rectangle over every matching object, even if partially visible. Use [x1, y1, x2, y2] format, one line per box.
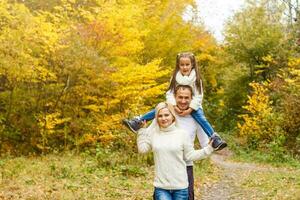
[140, 120, 147, 128]
[179, 107, 193, 116]
[175, 106, 193, 117]
[174, 106, 183, 115]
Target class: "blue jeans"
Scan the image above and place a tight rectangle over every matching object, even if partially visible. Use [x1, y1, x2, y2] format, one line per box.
[153, 166, 194, 200]
[141, 108, 214, 138]
[154, 187, 188, 200]
[191, 108, 214, 137]
[140, 109, 155, 121]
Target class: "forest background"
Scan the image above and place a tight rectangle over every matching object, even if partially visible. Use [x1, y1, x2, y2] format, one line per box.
[0, 0, 299, 164]
[0, 0, 300, 199]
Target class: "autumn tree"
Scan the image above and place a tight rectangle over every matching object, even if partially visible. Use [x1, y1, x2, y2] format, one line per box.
[0, 0, 217, 154]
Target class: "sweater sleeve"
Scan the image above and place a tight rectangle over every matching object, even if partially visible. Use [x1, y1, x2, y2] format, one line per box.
[196, 124, 209, 148]
[137, 128, 152, 154]
[189, 86, 203, 110]
[183, 131, 213, 161]
[166, 89, 176, 106]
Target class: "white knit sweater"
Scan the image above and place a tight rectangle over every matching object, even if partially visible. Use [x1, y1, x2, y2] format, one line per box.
[137, 123, 213, 190]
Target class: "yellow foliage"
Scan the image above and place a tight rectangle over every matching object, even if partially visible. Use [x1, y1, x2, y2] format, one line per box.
[92, 1, 146, 58]
[216, 87, 225, 94]
[84, 95, 99, 103]
[262, 55, 276, 64]
[36, 111, 71, 150]
[82, 104, 100, 112]
[237, 82, 283, 145]
[283, 57, 300, 91]
[38, 112, 71, 135]
[287, 58, 300, 80]
[107, 58, 169, 114]
[219, 99, 225, 108]
[91, 114, 125, 146]
[197, 53, 217, 63]
[288, 57, 300, 68]
[98, 134, 117, 145]
[0, 0, 220, 153]
[33, 66, 57, 82]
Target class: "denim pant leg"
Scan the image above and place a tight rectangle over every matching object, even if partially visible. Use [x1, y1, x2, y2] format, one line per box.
[153, 167, 191, 200]
[154, 187, 172, 200]
[172, 188, 189, 200]
[191, 108, 214, 137]
[140, 109, 155, 122]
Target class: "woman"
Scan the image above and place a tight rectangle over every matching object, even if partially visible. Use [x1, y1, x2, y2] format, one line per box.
[137, 102, 214, 200]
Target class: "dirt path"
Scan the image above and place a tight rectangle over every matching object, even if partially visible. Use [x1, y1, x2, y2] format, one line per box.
[199, 150, 296, 200]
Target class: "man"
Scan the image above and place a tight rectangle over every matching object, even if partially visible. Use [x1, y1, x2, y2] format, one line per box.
[171, 84, 211, 200]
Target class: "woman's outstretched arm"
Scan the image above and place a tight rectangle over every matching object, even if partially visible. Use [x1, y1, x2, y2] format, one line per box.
[137, 128, 152, 154]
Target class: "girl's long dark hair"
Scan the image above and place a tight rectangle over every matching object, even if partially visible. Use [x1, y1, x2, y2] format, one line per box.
[168, 52, 203, 94]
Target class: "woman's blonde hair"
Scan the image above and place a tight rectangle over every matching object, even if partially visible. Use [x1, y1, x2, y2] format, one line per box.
[155, 102, 177, 125]
[145, 102, 177, 132]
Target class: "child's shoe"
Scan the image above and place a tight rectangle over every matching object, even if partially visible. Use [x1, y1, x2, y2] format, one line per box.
[122, 117, 142, 134]
[211, 133, 227, 151]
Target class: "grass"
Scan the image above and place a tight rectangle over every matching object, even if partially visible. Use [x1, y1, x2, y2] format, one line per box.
[1, 140, 299, 200]
[0, 152, 152, 199]
[231, 148, 300, 168]
[221, 131, 300, 169]
[240, 170, 300, 199]
[0, 150, 217, 200]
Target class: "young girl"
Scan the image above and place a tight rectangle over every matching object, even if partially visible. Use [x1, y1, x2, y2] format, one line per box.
[123, 52, 227, 150]
[137, 102, 214, 200]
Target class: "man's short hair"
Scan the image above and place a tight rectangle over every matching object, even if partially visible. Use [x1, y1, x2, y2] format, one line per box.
[174, 85, 193, 97]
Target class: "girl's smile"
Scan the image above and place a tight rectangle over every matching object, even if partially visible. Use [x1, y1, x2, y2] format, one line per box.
[179, 57, 192, 76]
